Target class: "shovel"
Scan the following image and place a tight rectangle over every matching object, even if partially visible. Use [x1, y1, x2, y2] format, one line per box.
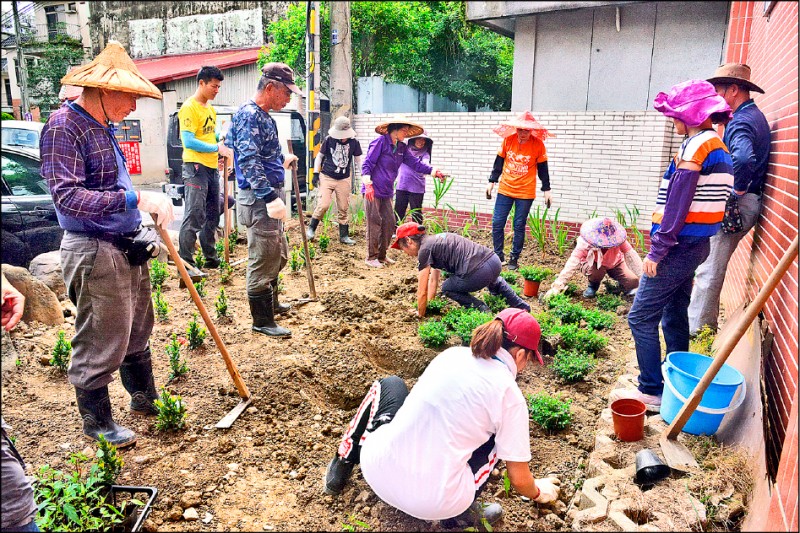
[152, 215, 253, 429]
[660, 235, 798, 470]
[286, 140, 317, 301]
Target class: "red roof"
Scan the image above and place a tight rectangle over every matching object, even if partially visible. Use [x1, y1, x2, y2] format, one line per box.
[133, 47, 262, 85]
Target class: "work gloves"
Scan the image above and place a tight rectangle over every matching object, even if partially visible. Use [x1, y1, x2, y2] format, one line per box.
[543, 190, 553, 208]
[137, 191, 175, 230]
[266, 197, 288, 222]
[533, 476, 561, 504]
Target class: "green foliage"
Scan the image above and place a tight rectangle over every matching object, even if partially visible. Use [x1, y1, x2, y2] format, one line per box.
[551, 208, 570, 256]
[341, 513, 371, 532]
[289, 246, 305, 273]
[441, 306, 468, 331]
[582, 308, 616, 331]
[614, 205, 646, 254]
[418, 319, 450, 348]
[534, 311, 559, 338]
[50, 330, 71, 372]
[452, 309, 493, 345]
[432, 176, 455, 210]
[483, 293, 508, 314]
[425, 297, 449, 315]
[193, 278, 207, 298]
[277, 273, 285, 294]
[527, 205, 549, 255]
[95, 434, 123, 486]
[215, 240, 225, 258]
[154, 388, 187, 432]
[301, 242, 317, 262]
[557, 324, 608, 355]
[1, 112, 14, 120]
[24, 42, 85, 111]
[564, 281, 580, 297]
[219, 260, 233, 284]
[551, 301, 586, 325]
[502, 469, 511, 497]
[597, 293, 625, 312]
[527, 392, 573, 431]
[544, 293, 571, 309]
[215, 288, 228, 319]
[186, 313, 207, 349]
[690, 325, 717, 357]
[166, 334, 188, 380]
[152, 287, 169, 322]
[349, 196, 366, 228]
[518, 265, 553, 282]
[551, 349, 596, 383]
[499, 270, 520, 286]
[319, 233, 331, 252]
[193, 249, 206, 270]
[149, 258, 168, 289]
[228, 230, 237, 254]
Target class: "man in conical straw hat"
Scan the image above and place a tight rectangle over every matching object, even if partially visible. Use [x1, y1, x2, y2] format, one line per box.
[40, 41, 176, 448]
[487, 111, 555, 270]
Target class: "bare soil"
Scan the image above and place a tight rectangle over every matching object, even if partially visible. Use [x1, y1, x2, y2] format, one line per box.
[2, 221, 637, 532]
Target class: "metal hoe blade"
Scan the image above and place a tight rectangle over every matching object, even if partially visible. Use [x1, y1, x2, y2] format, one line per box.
[215, 396, 253, 429]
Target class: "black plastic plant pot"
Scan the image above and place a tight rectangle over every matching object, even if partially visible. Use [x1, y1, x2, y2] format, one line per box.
[634, 449, 671, 486]
[109, 485, 158, 532]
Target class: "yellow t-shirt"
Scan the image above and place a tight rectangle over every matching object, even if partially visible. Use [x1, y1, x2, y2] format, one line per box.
[497, 135, 548, 200]
[179, 97, 218, 169]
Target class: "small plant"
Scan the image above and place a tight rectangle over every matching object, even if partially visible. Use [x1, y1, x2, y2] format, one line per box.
[535, 311, 559, 338]
[527, 392, 573, 431]
[350, 196, 366, 228]
[166, 333, 188, 380]
[564, 281, 580, 297]
[518, 265, 553, 282]
[193, 278, 207, 298]
[186, 313, 207, 349]
[526, 205, 549, 257]
[95, 434, 123, 485]
[341, 514, 371, 532]
[499, 270, 519, 286]
[277, 273, 285, 294]
[690, 325, 717, 357]
[557, 323, 608, 355]
[483, 293, 508, 314]
[544, 293, 571, 310]
[215, 240, 225, 258]
[582, 308, 616, 330]
[154, 387, 187, 432]
[502, 469, 511, 497]
[550, 208, 570, 256]
[215, 288, 228, 319]
[193, 249, 206, 270]
[228, 232, 237, 254]
[460, 219, 474, 239]
[432, 175, 455, 210]
[318, 232, 331, 252]
[152, 287, 169, 322]
[289, 246, 305, 272]
[597, 293, 625, 312]
[418, 319, 450, 348]
[469, 204, 480, 229]
[551, 301, 586, 325]
[219, 260, 233, 284]
[452, 309, 493, 345]
[425, 297, 448, 315]
[50, 330, 71, 372]
[149, 258, 168, 289]
[301, 242, 317, 262]
[551, 348, 596, 382]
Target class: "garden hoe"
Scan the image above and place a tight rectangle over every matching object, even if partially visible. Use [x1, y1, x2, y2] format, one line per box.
[286, 140, 317, 303]
[659, 235, 798, 471]
[152, 215, 253, 429]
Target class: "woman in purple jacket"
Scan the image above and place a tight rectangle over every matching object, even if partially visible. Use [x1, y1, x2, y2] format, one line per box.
[361, 117, 446, 268]
[395, 131, 437, 225]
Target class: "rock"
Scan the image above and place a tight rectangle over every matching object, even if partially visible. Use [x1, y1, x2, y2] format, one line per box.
[81, 446, 93, 457]
[554, 500, 567, 514]
[180, 491, 202, 509]
[59, 442, 71, 450]
[204, 485, 217, 493]
[246, 406, 259, 414]
[1, 265, 64, 326]
[142, 518, 159, 532]
[28, 252, 66, 299]
[133, 455, 151, 464]
[202, 512, 213, 524]
[313, 414, 323, 422]
[39, 354, 52, 366]
[544, 513, 565, 529]
[491, 468, 500, 478]
[183, 507, 199, 521]
[356, 490, 370, 503]
[167, 506, 183, 521]
[227, 463, 240, 472]
[1, 331, 19, 373]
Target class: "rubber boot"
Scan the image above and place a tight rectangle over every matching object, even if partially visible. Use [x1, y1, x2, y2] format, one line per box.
[441, 501, 504, 529]
[119, 349, 159, 415]
[507, 254, 519, 270]
[75, 386, 137, 448]
[339, 224, 356, 246]
[489, 277, 531, 312]
[323, 454, 355, 495]
[271, 279, 291, 315]
[248, 288, 291, 337]
[306, 217, 320, 241]
[583, 282, 600, 298]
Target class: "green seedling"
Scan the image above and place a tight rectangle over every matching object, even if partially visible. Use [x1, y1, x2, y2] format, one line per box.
[483, 293, 508, 314]
[166, 333, 188, 380]
[219, 260, 233, 284]
[550, 207, 570, 256]
[153, 287, 169, 322]
[545, 293, 571, 309]
[557, 323, 608, 355]
[597, 293, 625, 312]
[154, 387, 187, 432]
[277, 273, 285, 294]
[502, 469, 511, 497]
[215, 240, 225, 258]
[499, 270, 519, 286]
[518, 265, 553, 282]
[186, 313, 207, 349]
[193, 278, 207, 298]
[551, 301, 586, 325]
[50, 330, 71, 373]
[289, 246, 305, 272]
[526, 205, 549, 257]
[564, 281, 580, 297]
[193, 249, 206, 270]
[582, 308, 616, 330]
[341, 514, 371, 532]
[690, 325, 717, 357]
[149, 258, 168, 289]
[551, 348, 596, 382]
[95, 434, 123, 486]
[418, 319, 450, 348]
[318, 233, 331, 252]
[452, 309, 493, 345]
[215, 288, 228, 319]
[527, 392, 573, 431]
[301, 242, 317, 262]
[425, 297, 449, 315]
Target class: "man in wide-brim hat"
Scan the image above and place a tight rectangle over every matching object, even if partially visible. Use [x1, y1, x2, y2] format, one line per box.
[41, 41, 176, 448]
[688, 63, 771, 335]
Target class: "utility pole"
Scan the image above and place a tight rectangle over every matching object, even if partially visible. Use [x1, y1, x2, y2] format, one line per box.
[12, 0, 30, 118]
[330, 1, 352, 119]
[305, 1, 321, 198]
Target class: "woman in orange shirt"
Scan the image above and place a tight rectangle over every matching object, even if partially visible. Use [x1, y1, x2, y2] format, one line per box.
[486, 111, 554, 270]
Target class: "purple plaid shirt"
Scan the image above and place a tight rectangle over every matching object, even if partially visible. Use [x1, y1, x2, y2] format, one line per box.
[40, 103, 138, 221]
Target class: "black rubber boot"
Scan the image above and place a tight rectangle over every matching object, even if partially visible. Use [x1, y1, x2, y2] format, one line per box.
[583, 282, 600, 298]
[441, 501, 504, 529]
[205, 256, 221, 269]
[339, 224, 356, 246]
[323, 455, 355, 495]
[75, 386, 137, 448]
[248, 288, 291, 337]
[119, 349, 159, 416]
[306, 217, 320, 240]
[507, 254, 519, 270]
[271, 279, 291, 315]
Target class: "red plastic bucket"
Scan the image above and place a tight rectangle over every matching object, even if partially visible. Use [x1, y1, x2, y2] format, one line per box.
[611, 398, 646, 442]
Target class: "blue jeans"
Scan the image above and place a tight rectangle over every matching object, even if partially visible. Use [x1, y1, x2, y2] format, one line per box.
[628, 239, 710, 396]
[2, 519, 40, 532]
[491, 193, 534, 259]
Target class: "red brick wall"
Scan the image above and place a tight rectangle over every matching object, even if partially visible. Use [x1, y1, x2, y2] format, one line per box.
[721, 2, 799, 531]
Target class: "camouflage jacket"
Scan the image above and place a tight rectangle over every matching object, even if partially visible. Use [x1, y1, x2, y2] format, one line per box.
[225, 100, 285, 203]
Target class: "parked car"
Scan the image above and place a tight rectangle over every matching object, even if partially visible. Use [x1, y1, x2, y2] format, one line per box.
[1, 120, 44, 158]
[1, 147, 62, 267]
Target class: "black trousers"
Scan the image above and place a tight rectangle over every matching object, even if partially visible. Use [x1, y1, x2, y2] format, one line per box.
[394, 189, 424, 224]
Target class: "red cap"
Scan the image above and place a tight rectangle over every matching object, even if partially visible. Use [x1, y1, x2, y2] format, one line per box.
[390, 222, 426, 249]
[496, 308, 543, 364]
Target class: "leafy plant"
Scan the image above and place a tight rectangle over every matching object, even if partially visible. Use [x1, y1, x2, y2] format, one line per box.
[527, 205, 549, 257]
[50, 330, 71, 372]
[219, 260, 233, 284]
[301, 242, 318, 262]
[149, 258, 169, 289]
[551, 349, 596, 382]
[499, 270, 520, 286]
[95, 434, 123, 486]
[215, 288, 228, 319]
[432, 175, 455, 210]
[502, 469, 511, 497]
[550, 208, 570, 256]
[418, 319, 450, 348]
[193, 278, 207, 298]
[166, 333, 188, 380]
[277, 273, 285, 294]
[597, 293, 625, 312]
[518, 265, 553, 282]
[341, 514, 371, 532]
[452, 309, 493, 345]
[582, 308, 616, 330]
[551, 301, 586, 325]
[690, 325, 717, 357]
[215, 240, 225, 258]
[154, 387, 187, 432]
[442, 306, 468, 331]
[469, 204, 481, 229]
[483, 293, 508, 314]
[425, 297, 449, 315]
[289, 246, 305, 272]
[186, 313, 207, 349]
[535, 311, 559, 338]
[544, 293, 571, 310]
[193, 249, 206, 270]
[153, 287, 169, 322]
[228, 231, 237, 254]
[350, 196, 366, 228]
[318, 233, 331, 252]
[564, 281, 580, 297]
[527, 392, 573, 431]
[557, 324, 608, 355]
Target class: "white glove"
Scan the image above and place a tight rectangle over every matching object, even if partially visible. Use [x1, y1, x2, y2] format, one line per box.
[266, 198, 288, 222]
[544, 287, 561, 299]
[138, 191, 175, 230]
[533, 476, 561, 504]
[543, 190, 553, 208]
[361, 174, 372, 185]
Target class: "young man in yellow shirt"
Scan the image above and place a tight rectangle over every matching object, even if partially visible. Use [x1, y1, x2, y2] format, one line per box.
[178, 66, 233, 268]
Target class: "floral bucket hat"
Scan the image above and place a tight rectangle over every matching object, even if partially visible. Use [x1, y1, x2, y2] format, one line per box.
[653, 79, 732, 127]
[580, 217, 627, 248]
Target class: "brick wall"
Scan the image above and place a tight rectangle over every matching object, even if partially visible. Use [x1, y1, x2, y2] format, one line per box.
[721, 2, 799, 532]
[351, 111, 683, 232]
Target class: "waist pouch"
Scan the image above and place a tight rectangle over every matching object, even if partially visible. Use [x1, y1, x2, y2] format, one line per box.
[89, 227, 160, 266]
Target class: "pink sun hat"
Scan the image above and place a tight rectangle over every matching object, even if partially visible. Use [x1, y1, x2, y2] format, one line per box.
[653, 79, 732, 127]
[580, 217, 628, 248]
[492, 110, 555, 142]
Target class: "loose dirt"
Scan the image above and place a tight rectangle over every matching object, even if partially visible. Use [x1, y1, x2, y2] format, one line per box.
[2, 221, 637, 532]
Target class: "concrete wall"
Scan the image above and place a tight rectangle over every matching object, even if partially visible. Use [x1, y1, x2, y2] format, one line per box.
[512, 2, 729, 111]
[351, 111, 683, 228]
[357, 76, 468, 115]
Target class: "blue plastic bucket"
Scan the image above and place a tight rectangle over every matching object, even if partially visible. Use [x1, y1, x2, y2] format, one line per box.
[661, 351, 746, 436]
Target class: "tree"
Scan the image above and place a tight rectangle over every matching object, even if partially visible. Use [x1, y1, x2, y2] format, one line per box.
[24, 41, 85, 112]
[259, 1, 513, 111]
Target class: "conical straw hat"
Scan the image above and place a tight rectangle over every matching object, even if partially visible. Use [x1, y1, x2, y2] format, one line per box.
[61, 40, 161, 100]
[374, 115, 424, 137]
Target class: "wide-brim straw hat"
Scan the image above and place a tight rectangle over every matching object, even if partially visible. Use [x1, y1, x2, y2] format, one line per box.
[493, 110, 554, 141]
[328, 116, 357, 139]
[580, 217, 627, 248]
[707, 63, 765, 94]
[60, 40, 162, 100]
[407, 130, 432, 144]
[374, 116, 424, 137]
[654, 79, 731, 127]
